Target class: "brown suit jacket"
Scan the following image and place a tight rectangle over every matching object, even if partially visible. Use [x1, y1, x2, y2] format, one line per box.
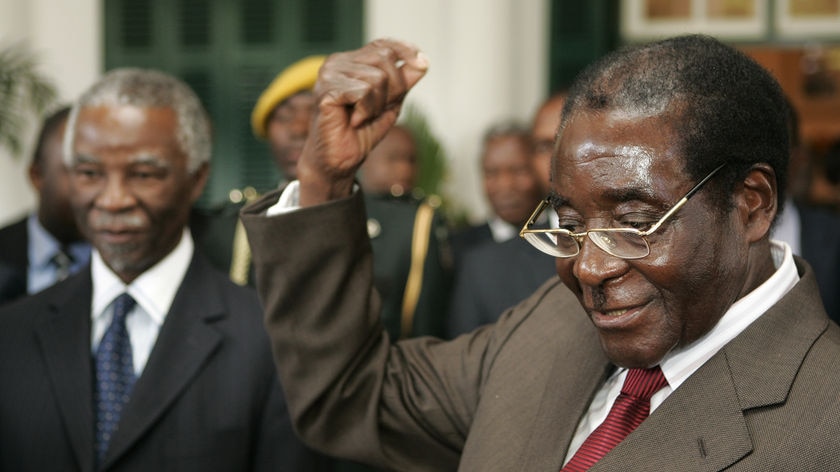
[242, 188, 840, 472]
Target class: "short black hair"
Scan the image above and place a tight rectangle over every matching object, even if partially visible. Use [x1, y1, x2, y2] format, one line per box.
[31, 105, 71, 167]
[560, 35, 788, 218]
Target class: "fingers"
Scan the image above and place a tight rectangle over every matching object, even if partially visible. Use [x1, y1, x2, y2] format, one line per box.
[315, 39, 429, 128]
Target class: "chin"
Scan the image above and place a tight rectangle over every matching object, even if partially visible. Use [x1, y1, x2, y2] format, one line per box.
[600, 338, 669, 369]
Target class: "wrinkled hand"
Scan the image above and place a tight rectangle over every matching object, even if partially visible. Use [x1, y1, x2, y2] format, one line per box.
[296, 39, 429, 206]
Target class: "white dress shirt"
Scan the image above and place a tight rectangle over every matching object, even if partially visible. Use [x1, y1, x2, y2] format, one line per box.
[90, 229, 194, 376]
[564, 240, 799, 464]
[487, 216, 518, 243]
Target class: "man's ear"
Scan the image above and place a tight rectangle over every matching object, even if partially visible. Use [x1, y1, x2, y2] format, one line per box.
[28, 163, 43, 191]
[189, 162, 210, 203]
[736, 163, 777, 243]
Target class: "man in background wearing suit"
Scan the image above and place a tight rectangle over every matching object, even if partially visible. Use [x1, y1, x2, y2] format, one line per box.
[771, 97, 840, 323]
[0, 106, 90, 305]
[447, 123, 553, 337]
[449, 124, 543, 261]
[0, 68, 331, 471]
[242, 36, 840, 470]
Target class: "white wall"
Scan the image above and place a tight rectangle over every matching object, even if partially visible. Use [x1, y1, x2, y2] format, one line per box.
[0, 0, 101, 226]
[0, 0, 547, 225]
[366, 0, 550, 222]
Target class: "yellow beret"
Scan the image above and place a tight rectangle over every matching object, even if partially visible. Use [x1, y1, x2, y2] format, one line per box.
[251, 55, 326, 138]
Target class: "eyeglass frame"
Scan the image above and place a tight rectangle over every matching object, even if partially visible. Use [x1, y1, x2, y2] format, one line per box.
[519, 163, 727, 260]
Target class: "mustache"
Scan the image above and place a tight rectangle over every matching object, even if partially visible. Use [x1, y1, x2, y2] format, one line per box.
[90, 212, 145, 230]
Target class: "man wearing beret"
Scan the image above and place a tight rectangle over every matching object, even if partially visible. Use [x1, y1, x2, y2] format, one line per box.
[191, 56, 326, 286]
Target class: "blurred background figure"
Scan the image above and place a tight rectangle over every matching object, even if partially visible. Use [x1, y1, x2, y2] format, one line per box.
[446, 121, 554, 338]
[530, 92, 567, 194]
[450, 123, 543, 264]
[358, 124, 452, 343]
[771, 97, 840, 323]
[0, 106, 90, 305]
[806, 137, 840, 212]
[358, 125, 418, 198]
[190, 55, 327, 287]
[252, 55, 325, 184]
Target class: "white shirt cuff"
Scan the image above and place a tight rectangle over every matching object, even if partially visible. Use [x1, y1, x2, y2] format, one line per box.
[266, 181, 301, 216]
[265, 181, 360, 216]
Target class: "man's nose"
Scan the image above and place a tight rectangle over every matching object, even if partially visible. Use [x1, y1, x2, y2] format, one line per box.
[572, 233, 628, 287]
[96, 175, 135, 211]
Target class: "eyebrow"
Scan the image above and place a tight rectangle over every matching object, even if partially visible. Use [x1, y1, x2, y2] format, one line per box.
[132, 154, 171, 169]
[548, 185, 669, 211]
[71, 153, 172, 171]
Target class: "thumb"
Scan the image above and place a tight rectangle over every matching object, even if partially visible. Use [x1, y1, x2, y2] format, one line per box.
[400, 51, 430, 92]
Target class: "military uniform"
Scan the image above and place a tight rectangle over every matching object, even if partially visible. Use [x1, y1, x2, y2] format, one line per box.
[364, 193, 452, 341]
[190, 187, 259, 286]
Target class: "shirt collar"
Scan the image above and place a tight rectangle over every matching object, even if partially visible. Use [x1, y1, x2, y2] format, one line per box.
[660, 240, 799, 389]
[27, 213, 61, 268]
[27, 213, 91, 268]
[488, 216, 518, 243]
[91, 229, 195, 327]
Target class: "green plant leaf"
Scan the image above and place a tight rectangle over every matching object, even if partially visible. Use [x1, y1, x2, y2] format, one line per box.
[0, 42, 58, 158]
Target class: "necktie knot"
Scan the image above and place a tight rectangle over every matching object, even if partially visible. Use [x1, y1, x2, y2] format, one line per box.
[51, 248, 73, 281]
[561, 366, 668, 472]
[620, 366, 668, 400]
[110, 293, 136, 324]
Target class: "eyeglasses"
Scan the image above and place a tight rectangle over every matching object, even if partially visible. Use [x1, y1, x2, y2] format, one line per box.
[519, 163, 726, 260]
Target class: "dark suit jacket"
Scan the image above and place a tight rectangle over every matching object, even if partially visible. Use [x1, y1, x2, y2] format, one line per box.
[0, 253, 333, 472]
[449, 222, 492, 268]
[242, 189, 840, 471]
[447, 236, 556, 338]
[797, 201, 840, 323]
[0, 217, 29, 304]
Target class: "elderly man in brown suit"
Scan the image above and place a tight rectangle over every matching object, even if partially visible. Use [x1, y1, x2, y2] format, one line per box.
[242, 36, 840, 471]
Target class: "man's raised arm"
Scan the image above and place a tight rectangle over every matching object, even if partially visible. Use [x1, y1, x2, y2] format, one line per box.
[296, 39, 429, 206]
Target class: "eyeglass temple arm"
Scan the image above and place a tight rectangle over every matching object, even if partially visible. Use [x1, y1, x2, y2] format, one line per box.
[643, 163, 726, 235]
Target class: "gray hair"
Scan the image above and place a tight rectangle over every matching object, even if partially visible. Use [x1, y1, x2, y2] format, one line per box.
[480, 121, 533, 162]
[64, 68, 211, 173]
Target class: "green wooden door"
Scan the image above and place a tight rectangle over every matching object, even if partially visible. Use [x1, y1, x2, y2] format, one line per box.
[104, 0, 364, 206]
[549, 0, 619, 92]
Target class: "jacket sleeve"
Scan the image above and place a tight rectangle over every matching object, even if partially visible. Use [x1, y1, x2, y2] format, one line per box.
[242, 189, 493, 471]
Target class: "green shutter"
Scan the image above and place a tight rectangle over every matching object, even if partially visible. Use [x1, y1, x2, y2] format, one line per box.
[549, 0, 619, 92]
[104, 0, 364, 206]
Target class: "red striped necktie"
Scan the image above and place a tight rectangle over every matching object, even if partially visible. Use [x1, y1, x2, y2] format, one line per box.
[561, 366, 668, 471]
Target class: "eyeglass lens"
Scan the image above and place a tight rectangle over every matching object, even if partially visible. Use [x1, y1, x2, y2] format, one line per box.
[522, 230, 649, 259]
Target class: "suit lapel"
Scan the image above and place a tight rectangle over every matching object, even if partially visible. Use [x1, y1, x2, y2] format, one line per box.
[101, 256, 225, 468]
[593, 258, 827, 471]
[518, 347, 612, 471]
[515, 283, 612, 471]
[35, 272, 96, 472]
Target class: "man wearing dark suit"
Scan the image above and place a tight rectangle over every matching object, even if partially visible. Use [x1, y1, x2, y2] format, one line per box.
[0, 68, 331, 471]
[241, 36, 840, 471]
[771, 97, 840, 323]
[447, 124, 550, 337]
[0, 106, 90, 305]
[447, 236, 555, 337]
[450, 124, 542, 264]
